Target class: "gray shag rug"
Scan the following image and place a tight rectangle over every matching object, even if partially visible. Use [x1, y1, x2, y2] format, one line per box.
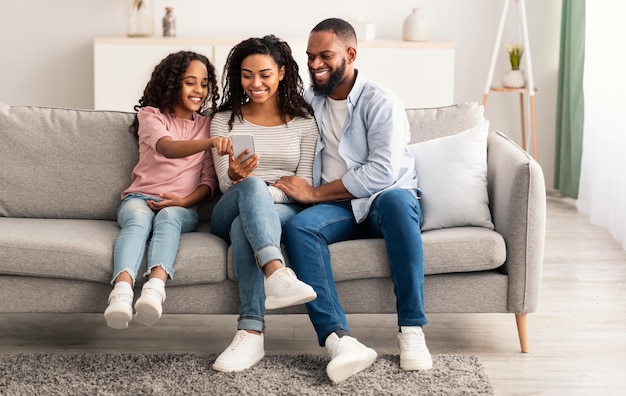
[0, 352, 493, 395]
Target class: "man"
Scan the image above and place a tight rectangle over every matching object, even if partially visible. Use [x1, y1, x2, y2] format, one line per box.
[273, 18, 432, 383]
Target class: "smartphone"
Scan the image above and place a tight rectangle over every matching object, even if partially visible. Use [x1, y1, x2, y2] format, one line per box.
[231, 133, 255, 162]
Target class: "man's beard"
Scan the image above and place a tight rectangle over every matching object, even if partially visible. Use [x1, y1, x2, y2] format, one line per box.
[310, 59, 347, 97]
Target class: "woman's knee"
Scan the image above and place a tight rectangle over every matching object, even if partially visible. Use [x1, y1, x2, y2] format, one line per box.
[237, 176, 267, 192]
[229, 216, 245, 242]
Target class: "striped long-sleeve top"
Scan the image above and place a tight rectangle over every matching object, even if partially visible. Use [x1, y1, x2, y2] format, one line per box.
[210, 111, 319, 203]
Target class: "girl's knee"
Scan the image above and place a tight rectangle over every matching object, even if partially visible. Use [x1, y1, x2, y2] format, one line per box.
[155, 206, 192, 222]
[118, 206, 153, 227]
[154, 207, 171, 220]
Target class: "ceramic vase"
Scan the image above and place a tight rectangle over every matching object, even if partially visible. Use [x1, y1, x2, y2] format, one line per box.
[402, 8, 429, 42]
[502, 69, 526, 88]
[126, 0, 154, 37]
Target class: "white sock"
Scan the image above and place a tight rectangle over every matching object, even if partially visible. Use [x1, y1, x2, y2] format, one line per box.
[144, 278, 165, 289]
[400, 326, 423, 334]
[114, 281, 133, 293]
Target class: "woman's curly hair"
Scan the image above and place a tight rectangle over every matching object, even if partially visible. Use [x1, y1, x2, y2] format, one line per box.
[216, 35, 313, 130]
[129, 51, 219, 137]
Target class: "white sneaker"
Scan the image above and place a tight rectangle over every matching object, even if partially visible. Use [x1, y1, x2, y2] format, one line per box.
[398, 326, 433, 370]
[264, 267, 317, 309]
[212, 330, 265, 372]
[104, 283, 134, 329]
[134, 279, 166, 326]
[325, 333, 378, 383]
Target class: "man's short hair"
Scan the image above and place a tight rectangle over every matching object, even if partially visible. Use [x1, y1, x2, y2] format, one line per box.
[311, 18, 357, 47]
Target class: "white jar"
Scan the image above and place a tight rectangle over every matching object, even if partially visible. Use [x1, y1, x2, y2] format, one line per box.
[402, 8, 429, 42]
[126, 0, 154, 37]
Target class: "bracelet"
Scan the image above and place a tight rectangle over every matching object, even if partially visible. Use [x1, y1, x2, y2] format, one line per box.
[232, 178, 244, 186]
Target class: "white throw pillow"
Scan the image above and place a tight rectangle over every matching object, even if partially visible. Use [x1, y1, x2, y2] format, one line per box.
[408, 120, 494, 231]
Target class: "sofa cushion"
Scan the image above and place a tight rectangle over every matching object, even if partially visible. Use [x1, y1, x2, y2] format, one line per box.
[0, 218, 228, 286]
[324, 228, 505, 281]
[405, 101, 487, 143]
[225, 227, 506, 282]
[409, 120, 494, 231]
[0, 104, 137, 220]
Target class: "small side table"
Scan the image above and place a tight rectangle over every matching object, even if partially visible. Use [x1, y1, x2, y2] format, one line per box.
[486, 86, 538, 160]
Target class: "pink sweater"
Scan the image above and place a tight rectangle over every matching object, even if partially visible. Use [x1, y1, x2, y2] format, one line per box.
[121, 107, 217, 201]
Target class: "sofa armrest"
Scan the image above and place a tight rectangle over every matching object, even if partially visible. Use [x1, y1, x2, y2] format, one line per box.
[487, 131, 546, 314]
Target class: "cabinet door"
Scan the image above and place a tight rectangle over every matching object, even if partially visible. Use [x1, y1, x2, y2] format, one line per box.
[94, 43, 213, 112]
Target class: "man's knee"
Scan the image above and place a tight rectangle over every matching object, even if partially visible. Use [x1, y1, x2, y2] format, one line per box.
[378, 189, 417, 210]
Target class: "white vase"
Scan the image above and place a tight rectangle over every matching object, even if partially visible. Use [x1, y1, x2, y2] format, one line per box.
[502, 69, 526, 88]
[402, 8, 429, 42]
[126, 0, 154, 37]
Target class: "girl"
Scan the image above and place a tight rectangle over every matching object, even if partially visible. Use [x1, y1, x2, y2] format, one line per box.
[209, 35, 319, 372]
[104, 51, 230, 329]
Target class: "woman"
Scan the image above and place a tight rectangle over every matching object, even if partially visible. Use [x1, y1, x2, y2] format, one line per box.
[209, 35, 319, 372]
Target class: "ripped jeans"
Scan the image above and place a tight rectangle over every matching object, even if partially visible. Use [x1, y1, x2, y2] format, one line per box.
[111, 193, 199, 285]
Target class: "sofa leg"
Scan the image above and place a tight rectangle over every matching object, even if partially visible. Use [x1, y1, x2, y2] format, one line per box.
[515, 313, 529, 353]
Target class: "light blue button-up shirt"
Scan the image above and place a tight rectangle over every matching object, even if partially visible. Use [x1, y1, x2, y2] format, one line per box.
[306, 71, 420, 223]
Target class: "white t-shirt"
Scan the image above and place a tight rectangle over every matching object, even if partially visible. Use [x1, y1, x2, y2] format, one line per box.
[321, 98, 349, 184]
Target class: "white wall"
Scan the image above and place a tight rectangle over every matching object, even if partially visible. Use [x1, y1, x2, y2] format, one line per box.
[0, 0, 561, 190]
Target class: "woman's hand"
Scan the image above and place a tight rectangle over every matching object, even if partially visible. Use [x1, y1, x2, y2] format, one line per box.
[228, 149, 260, 181]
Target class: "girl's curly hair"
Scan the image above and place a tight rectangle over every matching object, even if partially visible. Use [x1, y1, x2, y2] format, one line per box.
[129, 51, 219, 137]
[216, 35, 313, 130]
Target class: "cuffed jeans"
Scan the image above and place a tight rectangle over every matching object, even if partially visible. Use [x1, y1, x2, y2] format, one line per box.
[111, 193, 199, 285]
[211, 177, 302, 333]
[283, 188, 427, 346]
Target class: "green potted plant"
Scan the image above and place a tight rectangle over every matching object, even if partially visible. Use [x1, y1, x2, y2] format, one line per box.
[502, 44, 526, 88]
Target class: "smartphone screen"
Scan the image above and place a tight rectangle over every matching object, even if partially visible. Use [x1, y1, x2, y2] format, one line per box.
[231, 133, 255, 162]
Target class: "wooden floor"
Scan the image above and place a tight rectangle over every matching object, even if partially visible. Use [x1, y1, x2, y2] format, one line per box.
[1, 195, 625, 395]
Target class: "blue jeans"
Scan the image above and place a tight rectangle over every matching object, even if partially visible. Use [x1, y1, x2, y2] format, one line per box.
[284, 188, 427, 346]
[211, 177, 302, 333]
[112, 194, 199, 284]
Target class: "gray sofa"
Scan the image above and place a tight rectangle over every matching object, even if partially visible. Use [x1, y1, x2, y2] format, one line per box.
[0, 101, 545, 353]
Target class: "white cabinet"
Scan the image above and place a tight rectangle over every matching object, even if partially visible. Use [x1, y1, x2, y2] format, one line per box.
[94, 37, 214, 112]
[94, 37, 454, 112]
[356, 43, 455, 109]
